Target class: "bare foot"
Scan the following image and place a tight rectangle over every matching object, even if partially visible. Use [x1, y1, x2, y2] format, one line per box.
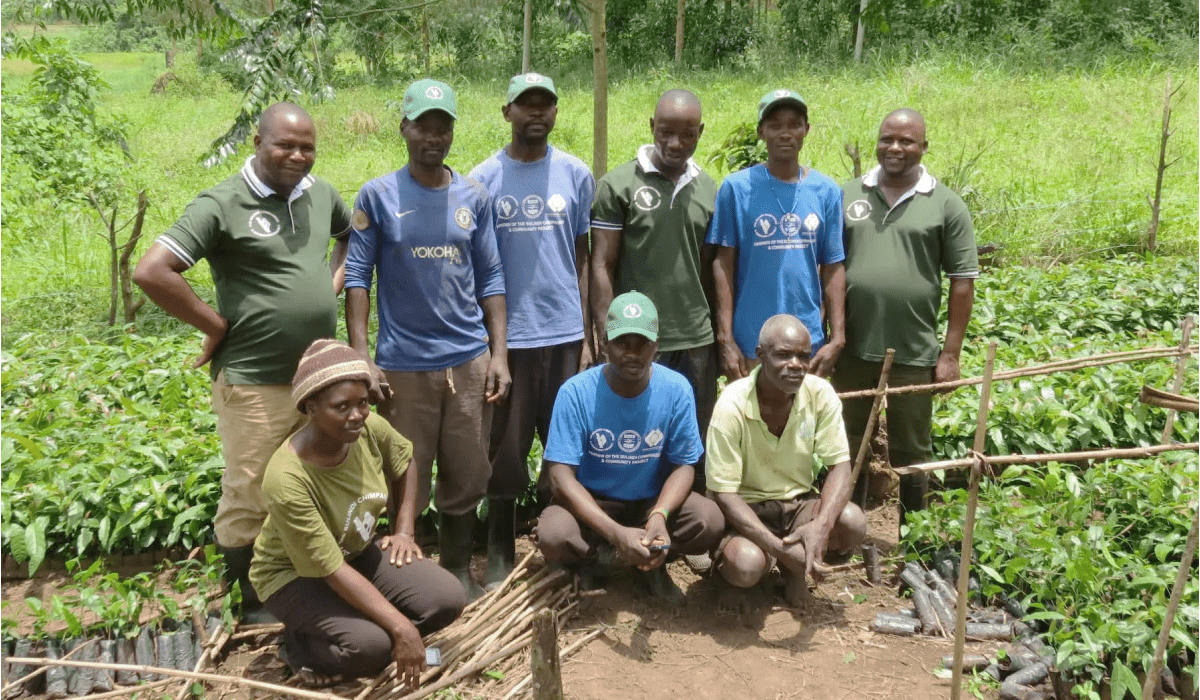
[716, 577, 755, 616]
[782, 571, 815, 609]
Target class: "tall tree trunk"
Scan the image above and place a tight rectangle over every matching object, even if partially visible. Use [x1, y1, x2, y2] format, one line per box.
[592, 0, 608, 178]
[674, 0, 686, 64]
[522, 0, 533, 72]
[423, 8, 431, 72]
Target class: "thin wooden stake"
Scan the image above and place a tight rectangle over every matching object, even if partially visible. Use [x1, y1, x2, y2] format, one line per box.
[951, 341, 996, 700]
[530, 610, 563, 700]
[1161, 316, 1194, 443]
[591, 0, 608, 179]
[521, 0, 532, 72]
[1141, 509, 1199, 700]
[894, 442, 1199, 476]
[850, 349, 895, 509]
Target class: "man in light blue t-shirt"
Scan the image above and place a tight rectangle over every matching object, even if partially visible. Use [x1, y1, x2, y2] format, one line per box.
[469, 73, 595, 591]
[708, 89, 847, 383]
[533, 293, 724, 605]
[346, 79, 509, 601]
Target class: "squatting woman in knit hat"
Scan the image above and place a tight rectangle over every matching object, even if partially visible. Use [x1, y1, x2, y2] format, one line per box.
[249, 339, 466, 689]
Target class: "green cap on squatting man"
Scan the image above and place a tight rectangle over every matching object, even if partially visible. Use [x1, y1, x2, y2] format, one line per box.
[757, 88, 808, 124]
[607, 291, 658, 342]
[506, 72, 558, 104]
[403, 79, 457, 120]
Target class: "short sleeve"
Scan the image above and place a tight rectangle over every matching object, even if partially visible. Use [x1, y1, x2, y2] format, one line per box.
[812, 381, 851, 467]
[707, 179, 739, 247]
[705, 399, 746, 493]
[543, 381, 585, 466]
[590, 174, 624, 231]
[331, 188, 353, 241]
[818, 184, 846, 265]
[575, 171, 597, 238]
[262, 465, 344, 579]
[159, 195, 225, 269]
[472, 184, 505, 299]
[664, 382, 703, 467]
[941, 191, 979, 278]
[344, 185, 380, 291]
[368, 412, 413, 481]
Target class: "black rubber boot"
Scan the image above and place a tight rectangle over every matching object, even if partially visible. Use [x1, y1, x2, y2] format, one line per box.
[897, 472, 930, 535]
[439, 512, 484, 601]
[219, 544, 278, 625]
[484, 498, 516, 593]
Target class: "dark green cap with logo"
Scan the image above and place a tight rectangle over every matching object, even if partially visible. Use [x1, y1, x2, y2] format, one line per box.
[607, 291, 658, 342]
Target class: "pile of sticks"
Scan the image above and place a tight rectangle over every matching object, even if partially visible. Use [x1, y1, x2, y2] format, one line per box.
[356, 549, 590, 700]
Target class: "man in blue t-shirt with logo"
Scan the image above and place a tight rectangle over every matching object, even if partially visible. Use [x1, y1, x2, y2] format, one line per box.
[708, 89, 847, 382]
[469, 73, 595, 592]
[345, 79, 510, 600]
[533, 293, 724, 605]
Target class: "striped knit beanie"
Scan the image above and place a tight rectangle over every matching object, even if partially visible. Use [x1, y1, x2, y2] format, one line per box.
[291, 339, 372, 412]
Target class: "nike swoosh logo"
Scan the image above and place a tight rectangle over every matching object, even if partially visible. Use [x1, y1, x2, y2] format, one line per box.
[395, 210, 416, 218]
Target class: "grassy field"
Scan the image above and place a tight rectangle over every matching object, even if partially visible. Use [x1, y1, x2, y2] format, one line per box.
[2, 39, 1198, 336]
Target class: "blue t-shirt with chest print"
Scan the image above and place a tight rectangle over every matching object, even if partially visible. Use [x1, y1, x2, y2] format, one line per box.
[706, 163, 845, 358]
[469, 146, 594, 349]
[345, 166, 505, 372]
[543, 365, 703, 501]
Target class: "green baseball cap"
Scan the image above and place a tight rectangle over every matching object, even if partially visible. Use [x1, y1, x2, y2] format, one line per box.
[607, 291, 658, 342]
[403, 79, 457, 120]
[506, 72, 557, 104]
[757, 88, 807, 124]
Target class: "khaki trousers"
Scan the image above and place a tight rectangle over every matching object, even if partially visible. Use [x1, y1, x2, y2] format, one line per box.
[212, 370, 304, 548]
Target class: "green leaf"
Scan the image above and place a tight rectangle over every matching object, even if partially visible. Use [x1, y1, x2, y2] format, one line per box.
[1023, 611, 1066, 622]
[1110, 658, 1140, 700]
[483, 670, 504, 680]
[25, 517, 47, 575]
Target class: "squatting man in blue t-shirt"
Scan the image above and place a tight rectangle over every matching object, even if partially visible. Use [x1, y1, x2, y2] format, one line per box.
[533, 292, 724, 605]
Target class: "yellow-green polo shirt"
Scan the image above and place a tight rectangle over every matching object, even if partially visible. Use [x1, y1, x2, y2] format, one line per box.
[706, 367, 850, 503]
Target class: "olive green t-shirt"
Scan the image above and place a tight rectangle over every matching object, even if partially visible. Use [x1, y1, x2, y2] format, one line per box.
[591, 148, 716, 352]
[706, 367, 851, 503]
[158, 160, 352, 385]
[842, 168, 978, 367]
[249, 412, 413, 602]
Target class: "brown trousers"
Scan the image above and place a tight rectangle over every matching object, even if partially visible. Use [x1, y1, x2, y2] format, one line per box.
[379, 352, 493, 516]
[533, 492, 725, 565]
[264, 542, 465, 678]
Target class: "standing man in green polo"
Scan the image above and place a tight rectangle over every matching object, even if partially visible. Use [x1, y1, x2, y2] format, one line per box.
[835, 108, 978, 526]
[590, 89, 718, 502]
[134, 102, 352, 621]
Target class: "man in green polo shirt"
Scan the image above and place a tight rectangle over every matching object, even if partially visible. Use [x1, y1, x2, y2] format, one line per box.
[590, 88, 718, 501]
[834, 109, 978, 528]
[134, 102, 352, 620]
[707, 315, 866, 611]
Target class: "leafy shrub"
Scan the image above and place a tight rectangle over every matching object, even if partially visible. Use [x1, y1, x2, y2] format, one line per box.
[903, 456, 1199, 698]
[707, 122, 765, 175]
[69, 14, 173, 53]
[2, 332, 222, 574]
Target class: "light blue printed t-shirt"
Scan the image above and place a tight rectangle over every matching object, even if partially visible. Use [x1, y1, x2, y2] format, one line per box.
[543, 365, 703, 501]
[706, 163, 845, 358]
[345, 166, 505, 372]
[469, 146, 595, 349]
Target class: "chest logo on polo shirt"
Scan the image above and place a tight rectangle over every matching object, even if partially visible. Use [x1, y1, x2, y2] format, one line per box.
[644, 428, 664, 448]
[248, 210, 282, 238]
[754, 213, 778, 238]
[496, 196, 519, 219]
[633, 186, 661, 212]
[780, 213, 802, 238]
[454, 206, 473, 230]
[547, 193, 566, 213]
[846, 199, 871, 221]
[803, 212, 821, 232]
[589, 428, 615, 452]
[522, 195, 544, 218]
[618, 430, 642, 452]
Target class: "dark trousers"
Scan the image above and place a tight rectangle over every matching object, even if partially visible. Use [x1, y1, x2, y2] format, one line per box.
[263, 542, 466, 678]
[488, 342, 583, 499]
[655, 344, 719, 489]
[533, 492, 724, 565]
